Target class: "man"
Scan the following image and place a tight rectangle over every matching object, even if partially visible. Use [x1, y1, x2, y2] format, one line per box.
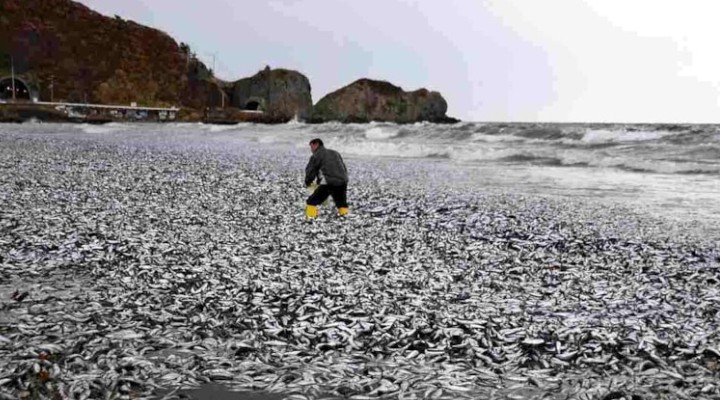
[305, 138, 349, 218]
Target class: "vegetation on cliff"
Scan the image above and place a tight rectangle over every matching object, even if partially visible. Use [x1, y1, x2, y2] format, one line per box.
[0, 0, 201, 107]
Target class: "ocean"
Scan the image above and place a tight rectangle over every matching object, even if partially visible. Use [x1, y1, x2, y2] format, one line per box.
[6, 121, 716, 235]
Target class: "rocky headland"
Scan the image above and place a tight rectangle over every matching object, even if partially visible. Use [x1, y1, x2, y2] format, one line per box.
[200, 67, 314, 124]
[0, 0, 458, 124]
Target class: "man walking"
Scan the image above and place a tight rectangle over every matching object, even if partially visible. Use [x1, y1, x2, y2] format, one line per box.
[305, 138, 349, 218]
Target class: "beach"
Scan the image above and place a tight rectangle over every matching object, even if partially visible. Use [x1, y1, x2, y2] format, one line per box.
[1, 123, 719, 399]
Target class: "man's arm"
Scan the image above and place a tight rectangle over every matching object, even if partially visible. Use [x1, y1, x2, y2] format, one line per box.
[305, 155, 320, 186]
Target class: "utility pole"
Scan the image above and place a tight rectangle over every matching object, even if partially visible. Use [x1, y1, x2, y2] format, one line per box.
[204, 51, 218, 77]
[206, 51, 224, 109]
[210, 52, 216, 76]
[10, 55, 16, 101]
[215, 54, 225, 109]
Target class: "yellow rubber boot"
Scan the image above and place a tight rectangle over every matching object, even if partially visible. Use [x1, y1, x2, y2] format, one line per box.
[305, 205, 318, 218]
[338, 207, 349, 217]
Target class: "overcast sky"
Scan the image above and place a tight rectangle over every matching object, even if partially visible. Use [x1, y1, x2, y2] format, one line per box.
[77, 0, 720, 123]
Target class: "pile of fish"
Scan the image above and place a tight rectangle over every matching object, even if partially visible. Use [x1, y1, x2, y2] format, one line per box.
[0, 129, 719, 400]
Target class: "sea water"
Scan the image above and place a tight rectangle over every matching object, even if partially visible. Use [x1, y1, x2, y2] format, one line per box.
[2, 121, 718, 235]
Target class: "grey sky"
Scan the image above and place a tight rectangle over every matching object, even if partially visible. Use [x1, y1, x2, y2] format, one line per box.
[77, 0, 720, 123]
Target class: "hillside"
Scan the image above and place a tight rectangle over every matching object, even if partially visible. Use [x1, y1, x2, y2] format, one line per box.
[0, 0, 206, 107]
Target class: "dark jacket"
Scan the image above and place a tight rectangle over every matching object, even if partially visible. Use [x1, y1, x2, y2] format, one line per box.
[305, 146, 348, 186]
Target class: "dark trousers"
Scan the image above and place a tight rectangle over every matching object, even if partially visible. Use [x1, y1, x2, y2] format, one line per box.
[307, 184, 348, 208]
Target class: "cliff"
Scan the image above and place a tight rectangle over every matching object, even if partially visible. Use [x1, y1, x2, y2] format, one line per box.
[312, 78, 457, 123]
[229, 66, 313, 122]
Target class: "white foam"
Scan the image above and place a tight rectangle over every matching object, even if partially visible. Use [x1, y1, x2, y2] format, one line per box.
[333, 140, 448, 159]
[450, 146, 525, 162]
[364, 127, 400, 140]
[208, 124, 241, 133]
[79, 123, 128, 134]
[286, 119, 305, 126]
[581, 129, 674, 143]
[470, 133, 525, 143]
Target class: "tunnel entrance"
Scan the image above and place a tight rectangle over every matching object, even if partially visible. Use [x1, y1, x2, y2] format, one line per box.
[0, 77, 31, 100]
[244, 100, 261, 111]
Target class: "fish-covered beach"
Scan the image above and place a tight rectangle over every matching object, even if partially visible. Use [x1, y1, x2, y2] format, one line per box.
[1, 122, 719, 400]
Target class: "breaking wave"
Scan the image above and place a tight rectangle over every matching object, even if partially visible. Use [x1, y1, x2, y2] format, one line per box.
[327, 122, 720, 175]
[61, 121, 720, 176]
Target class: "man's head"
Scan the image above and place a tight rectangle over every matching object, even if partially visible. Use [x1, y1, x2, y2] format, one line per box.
[309, 138, 324, 153]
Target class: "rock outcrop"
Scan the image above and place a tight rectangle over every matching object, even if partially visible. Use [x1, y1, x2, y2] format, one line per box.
[230, 66, 312, 122]
[312, 79, 457, 123]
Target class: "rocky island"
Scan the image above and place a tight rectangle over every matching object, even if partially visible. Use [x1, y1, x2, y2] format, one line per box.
[312, 78, 457, 124]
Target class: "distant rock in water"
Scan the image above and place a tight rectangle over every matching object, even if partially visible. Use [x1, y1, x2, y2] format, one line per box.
[311, 79, 459, 124]
[230, 66, 313, 122]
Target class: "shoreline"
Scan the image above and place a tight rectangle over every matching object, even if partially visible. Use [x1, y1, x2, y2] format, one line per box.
[0, 103, 461, 125]
[0, 130, 718, 399]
